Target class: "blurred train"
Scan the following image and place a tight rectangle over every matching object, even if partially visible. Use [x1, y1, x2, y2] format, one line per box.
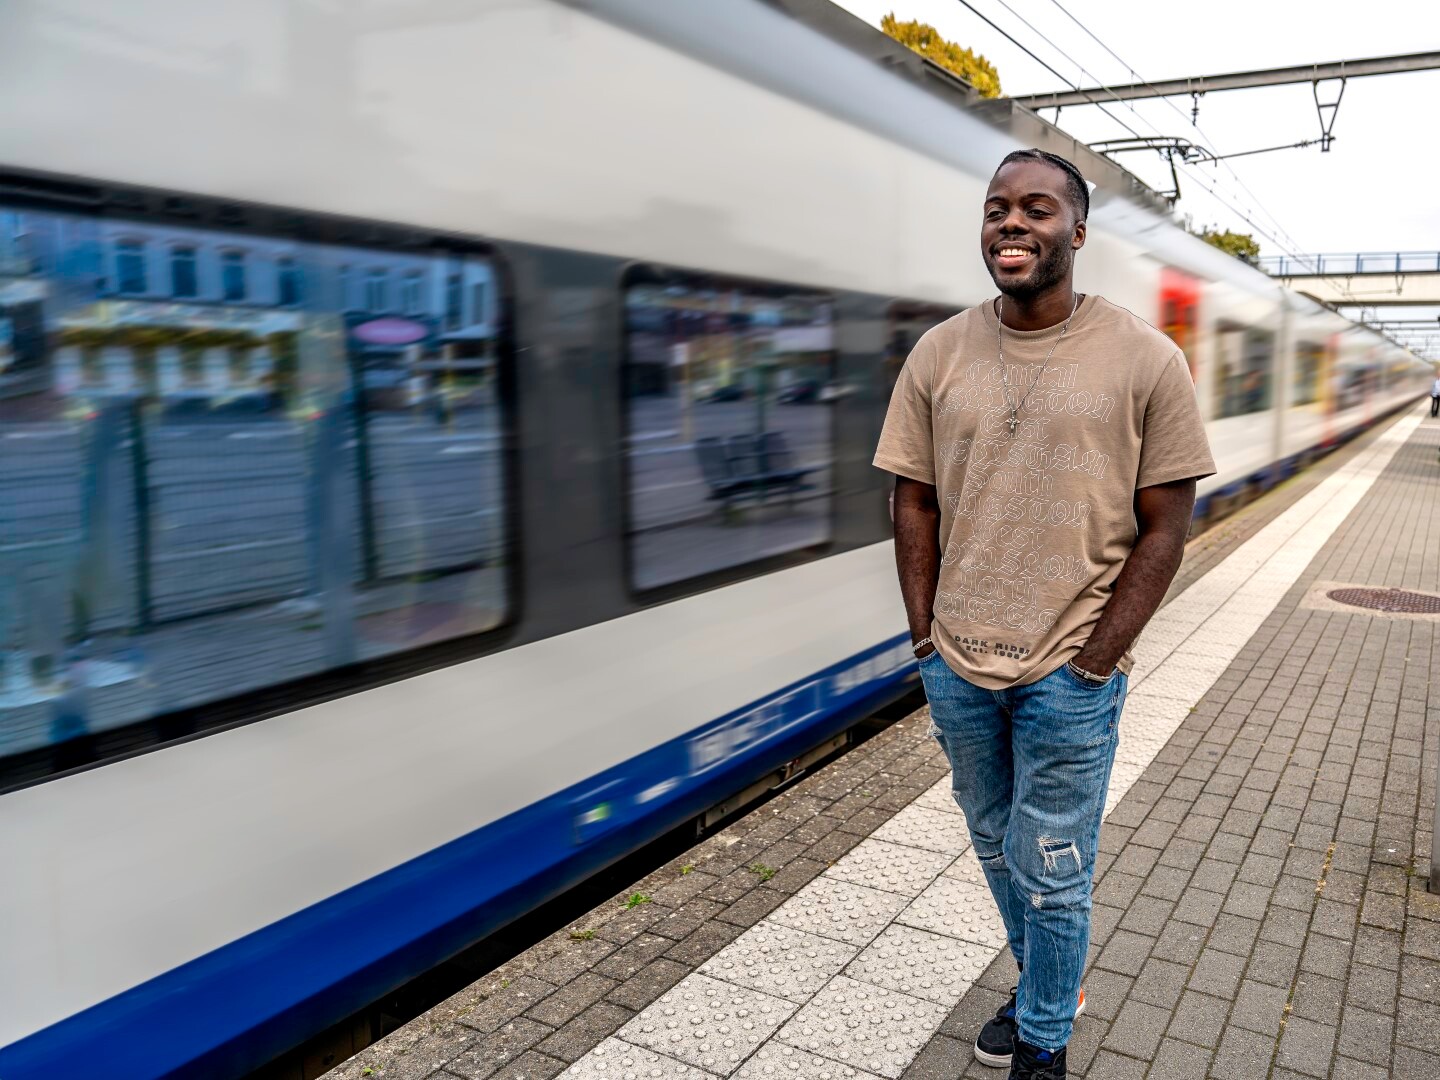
[0, 1, 1428, 1077]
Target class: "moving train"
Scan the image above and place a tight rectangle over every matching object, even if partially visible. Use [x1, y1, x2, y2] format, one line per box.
[0, 1, 1426, 1077]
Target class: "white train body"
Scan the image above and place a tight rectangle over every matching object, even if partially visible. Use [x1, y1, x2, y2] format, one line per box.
[0, 2, 1424, 1077]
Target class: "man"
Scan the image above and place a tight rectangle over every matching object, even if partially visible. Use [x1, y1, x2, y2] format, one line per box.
[874, 149, 1214, 1080]
[1429, 371, 1439, 417]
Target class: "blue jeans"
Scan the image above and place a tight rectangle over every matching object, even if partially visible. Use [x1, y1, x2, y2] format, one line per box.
[919, 650, 1127, 1052]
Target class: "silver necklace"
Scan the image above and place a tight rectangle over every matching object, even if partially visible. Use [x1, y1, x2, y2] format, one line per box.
[997, 292, 1080, 436]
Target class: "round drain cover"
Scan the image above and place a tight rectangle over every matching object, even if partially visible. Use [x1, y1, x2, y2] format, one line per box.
[1326, 587, 1440, 614]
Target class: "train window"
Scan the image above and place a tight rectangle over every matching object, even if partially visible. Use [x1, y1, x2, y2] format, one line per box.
[1159, 269, 1201, 381]
[1213, 325, 1274, 419]
[0, 200, 510, 765]
[886, 301, 962, 401]
[623, 268, 835, 592]
[1293, 342, 1324, 406]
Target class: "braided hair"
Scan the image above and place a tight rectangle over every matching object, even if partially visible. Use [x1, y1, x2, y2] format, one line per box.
[996, 149, 1089, 221]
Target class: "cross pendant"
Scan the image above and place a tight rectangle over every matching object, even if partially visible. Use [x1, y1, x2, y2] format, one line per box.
[1006, 412, 1018, 435]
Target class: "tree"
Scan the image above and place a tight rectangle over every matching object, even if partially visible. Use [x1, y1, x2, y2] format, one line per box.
[1198, 227, 1261, 263]
[881, 13, 1002, 99]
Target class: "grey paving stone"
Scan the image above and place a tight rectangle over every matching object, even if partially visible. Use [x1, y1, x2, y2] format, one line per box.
[526, 973, 616, 1028]
[1337, 1006, 1396, 1068]
[1393, 1044, 1440, 1079]
[534, 1003, 633, 1064]
[1276, 1015, 1337, 1077]
[1150, 922, 1208, 967]
[1246, 940, 1301, 989]
[1146, 1036, 1212, 1080]
[1345, 961, 1399, 1014]
[1171, 888, 1225, 928]
[604, 959, 689, 1013]
[1259, 906, 1311, 949]
[1083, 1050, 1148, 1079]
[448, 977, 561, 1036]
[447, 1051, 566, 1080]
[446, 1018, 553, 1080]
[1128, 958, 1189, 1011]
[1099, 998, 1170, 1059]
[1228, 980, 1289, 1037]
[1331, 1055, 1393, 1080]
[1205, 914, 1260, 958]
[1186, 950, 1245, 1000]
[1095, 929, 1156, 978]
[1400, 953, 1440, 1002]
[593, 934, 672, 981]
[1166, 991, 1230, 1050]
[1396, 995, 1440, 1055]
[1209, 1026, 1276, 1080]
[1119, 895, 1175, 938]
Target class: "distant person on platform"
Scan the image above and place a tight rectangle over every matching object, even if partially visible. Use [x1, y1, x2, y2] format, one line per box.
[1430, 372, 1439, 417]
[874, 149, 1215, 1080]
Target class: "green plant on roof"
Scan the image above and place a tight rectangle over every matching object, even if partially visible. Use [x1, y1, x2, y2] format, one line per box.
[626, 892, 652, 909]
[881, 13, 1002, 98]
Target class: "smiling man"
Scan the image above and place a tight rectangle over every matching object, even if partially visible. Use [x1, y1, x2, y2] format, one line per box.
[873, 149, 1215, 1079]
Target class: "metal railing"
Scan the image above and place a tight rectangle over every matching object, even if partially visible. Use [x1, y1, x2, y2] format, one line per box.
[1257, 252, 1440, 277]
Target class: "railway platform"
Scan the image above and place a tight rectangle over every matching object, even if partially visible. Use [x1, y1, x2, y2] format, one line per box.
[325, 402, 1440, 1080]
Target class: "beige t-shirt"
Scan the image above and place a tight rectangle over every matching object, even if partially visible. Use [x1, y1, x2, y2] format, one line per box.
[874, 295, 1215, 689]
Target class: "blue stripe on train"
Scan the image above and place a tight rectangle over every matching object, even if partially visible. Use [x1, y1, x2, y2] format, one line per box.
[0, 634, 917, 1080]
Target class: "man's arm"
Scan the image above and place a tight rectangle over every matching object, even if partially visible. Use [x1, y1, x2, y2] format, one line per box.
[894, 476, 942, 658]
[1071, 477, 1196, 677]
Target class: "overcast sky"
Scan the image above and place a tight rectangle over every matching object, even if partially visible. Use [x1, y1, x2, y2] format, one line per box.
[831, 0, 1440, 261]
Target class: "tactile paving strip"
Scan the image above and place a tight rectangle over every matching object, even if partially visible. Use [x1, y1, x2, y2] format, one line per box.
[897, 876, 1009, 948]
[870, 804, 971, 856]
[775, 975, 950, 1079]
[699, 922, 858, 1004]
[731, 1040, 882, 1079]
[556, 410, 1425, 1080]
[912, 780, 963, 817]
[822, 838, 952, 897]
[616, 973, 795, 1074]
[844, 924, 997, 1007]
[559, 1037, 717, 1079]
[940, 846, 987, 887]
[767, 877, 910, 948]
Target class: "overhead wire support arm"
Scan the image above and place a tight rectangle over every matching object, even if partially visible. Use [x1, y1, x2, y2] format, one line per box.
[1011, 50, 1440, 109]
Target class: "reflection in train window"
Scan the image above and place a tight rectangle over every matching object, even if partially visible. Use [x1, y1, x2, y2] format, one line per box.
[0, 204, 509, 759]
[1293, 342, 1324, 406]
[885, 301, 961, 402]
[623, 270, 835, 592]
[1213, 325, 1273, 419]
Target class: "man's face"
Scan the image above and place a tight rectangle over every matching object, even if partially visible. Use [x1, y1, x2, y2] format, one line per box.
[981, 160, 1086, 300]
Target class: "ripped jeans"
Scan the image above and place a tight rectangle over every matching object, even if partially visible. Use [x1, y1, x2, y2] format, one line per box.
[919, 650, 1126, 1052]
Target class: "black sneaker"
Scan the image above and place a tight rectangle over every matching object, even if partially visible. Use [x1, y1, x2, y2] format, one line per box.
[973, 987, 1086, 1068]
[1009, 1039, 1066, 1079]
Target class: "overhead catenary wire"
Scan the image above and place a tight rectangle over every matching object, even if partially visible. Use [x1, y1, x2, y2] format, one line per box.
[940, 0, 1396, 326]
[1040, 0, 1319, 266]
[948, 0, 1150, 142]
[972, 0, 1366, 308]
[958, 0, 1314, 266]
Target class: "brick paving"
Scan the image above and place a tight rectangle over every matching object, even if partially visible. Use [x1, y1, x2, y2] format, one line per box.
[906, 409, 1440, 1079]
[322, 405, 1440, 1080]
[324, 711, 949, 1080]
